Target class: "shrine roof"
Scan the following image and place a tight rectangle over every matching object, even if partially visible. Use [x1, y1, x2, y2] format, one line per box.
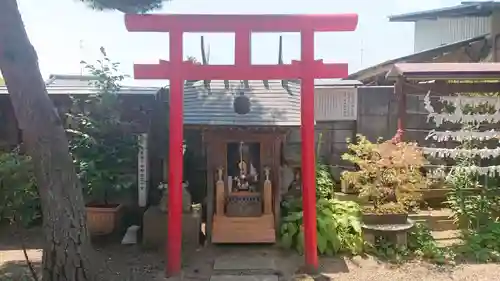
[184, 80, 300, 126]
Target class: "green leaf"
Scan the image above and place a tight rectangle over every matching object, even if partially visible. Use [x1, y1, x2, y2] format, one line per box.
[325, 248, 334, 256]
[329, 232, 342, 252]
[296, 230, 305, 255]
[317, 232, 328, 254]
[287, 223, 298, 237]
[349, 217, 362, 234]
[280, 223, 288, 234]
[280, 233, 293, 249]
[317, 217, 328, 233]
[285, 211, 303, 222]
[320, 208, 334, 217]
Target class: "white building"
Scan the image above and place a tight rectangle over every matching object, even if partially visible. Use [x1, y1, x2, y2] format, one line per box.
[348, 2, 500, 83]
[389, 1, 500, 53]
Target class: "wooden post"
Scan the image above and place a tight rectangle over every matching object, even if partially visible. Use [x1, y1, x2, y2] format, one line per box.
[392, 77, 406, 143]
[263, 167, 272, 214]
[216, 167, 225, 215]
[300, 29, 319, 271]
[167, 30, 184, 276]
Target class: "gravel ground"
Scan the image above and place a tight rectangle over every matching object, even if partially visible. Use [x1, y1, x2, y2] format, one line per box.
[1, 226, 500, 281]
[322, 257, 500, 281]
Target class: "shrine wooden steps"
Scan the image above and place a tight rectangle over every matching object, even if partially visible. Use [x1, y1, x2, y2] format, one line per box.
[212, 214, 276, 243]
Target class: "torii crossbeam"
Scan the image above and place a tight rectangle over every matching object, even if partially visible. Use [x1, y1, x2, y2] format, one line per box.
[125, 13, 358, 277]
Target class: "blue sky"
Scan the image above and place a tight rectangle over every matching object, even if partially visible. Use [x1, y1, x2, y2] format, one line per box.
[18, 0, 461, 86]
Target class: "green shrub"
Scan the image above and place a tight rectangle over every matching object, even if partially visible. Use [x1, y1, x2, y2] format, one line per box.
[0, 150, 40, 226]
[280, 198, 363, 255]
[316, 163, 334, 200]
[68, 48, 138, 205]
[370, 223, 454, 264]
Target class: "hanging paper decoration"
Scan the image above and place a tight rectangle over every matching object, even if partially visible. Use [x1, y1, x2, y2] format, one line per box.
[440, 95, 500, 108]
[426, 129, 500, 142]
[424, 92, 500, 126]
[422, 90, 500, 177]
[422, 147, 500, 159]
[452, 165, 500, 177]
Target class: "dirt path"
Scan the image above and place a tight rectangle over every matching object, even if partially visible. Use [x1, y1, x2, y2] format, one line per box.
[1, 226, 499, 281]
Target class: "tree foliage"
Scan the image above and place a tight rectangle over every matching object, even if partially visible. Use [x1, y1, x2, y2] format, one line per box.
[79, 0, 167, 13]
[68, 48, 138, 205]
[341, 135, 427, 213]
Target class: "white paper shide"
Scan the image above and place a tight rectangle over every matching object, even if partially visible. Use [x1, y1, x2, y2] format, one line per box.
[422, 92, 500, 176]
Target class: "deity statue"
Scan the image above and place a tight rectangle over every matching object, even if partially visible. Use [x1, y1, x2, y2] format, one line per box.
[158, 181, 192, 213]
[233, 141, 259, 192]
[284, 168, 302, 200]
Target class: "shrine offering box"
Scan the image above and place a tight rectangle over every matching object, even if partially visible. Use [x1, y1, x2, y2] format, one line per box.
[226, 192, 262, 217]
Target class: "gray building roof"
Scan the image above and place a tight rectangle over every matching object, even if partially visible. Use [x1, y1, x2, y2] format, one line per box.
[0, 74, 159, 95]
[184, 80, 300, 126]
[45, 74, 98, 87]
[345, 34, 490, 83]
[315, 79, 362, 88]
[389, 1, 500, 22]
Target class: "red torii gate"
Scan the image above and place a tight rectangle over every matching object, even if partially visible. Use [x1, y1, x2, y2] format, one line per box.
[124, 13, 358, 276]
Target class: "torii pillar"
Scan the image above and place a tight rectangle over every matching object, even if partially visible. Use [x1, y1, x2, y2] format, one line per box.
[125, 13, 358, 276]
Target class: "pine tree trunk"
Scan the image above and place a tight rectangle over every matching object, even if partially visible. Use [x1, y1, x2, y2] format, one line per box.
[0, 1, 96, 280]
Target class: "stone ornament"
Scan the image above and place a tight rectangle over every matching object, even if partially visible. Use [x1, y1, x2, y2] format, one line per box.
[264, 167, 270, 181]
[158, 181, 192, 213]
[217, 167, 224, 182]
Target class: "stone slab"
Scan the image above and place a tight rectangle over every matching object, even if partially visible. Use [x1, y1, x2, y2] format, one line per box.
[213, 256, 276, 271]
[142, 206, 201, 253]
[210, 275, 278, 281]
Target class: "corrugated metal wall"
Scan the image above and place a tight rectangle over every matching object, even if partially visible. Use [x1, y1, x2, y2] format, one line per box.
[414, 16, 491, 53]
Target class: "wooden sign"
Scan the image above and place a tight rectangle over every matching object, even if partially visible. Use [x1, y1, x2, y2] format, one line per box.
[137, 133, 149, 207]
[315, 87, 358, 121]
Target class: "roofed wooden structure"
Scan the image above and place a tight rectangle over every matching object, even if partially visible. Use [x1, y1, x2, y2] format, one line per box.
[0, 74, 158, 148]
[387, 62, 500, 80]
[346, 34, 491, 84]
[387, 62, 500, 143]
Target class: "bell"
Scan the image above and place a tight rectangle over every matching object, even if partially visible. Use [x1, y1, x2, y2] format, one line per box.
[233, 95, 251, 115]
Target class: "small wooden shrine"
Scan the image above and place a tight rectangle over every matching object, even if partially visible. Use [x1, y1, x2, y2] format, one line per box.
[184, 79, 301, 243]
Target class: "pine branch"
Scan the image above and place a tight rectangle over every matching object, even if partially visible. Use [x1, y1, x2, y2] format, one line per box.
[80, 0, 166, 13]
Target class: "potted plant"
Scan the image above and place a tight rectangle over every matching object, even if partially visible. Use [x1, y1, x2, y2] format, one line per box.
[422, 166, 452, 199]
[340, 136, 378, 195]
[341, 135, 427, 225]
[67, 47, 137, 235]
